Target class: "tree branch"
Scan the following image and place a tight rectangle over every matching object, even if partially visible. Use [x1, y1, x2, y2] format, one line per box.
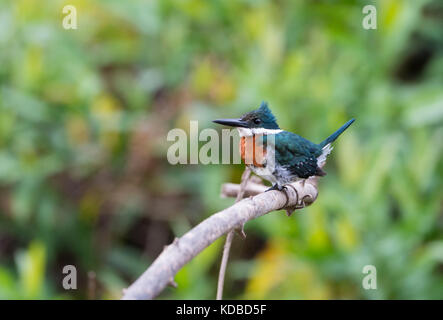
[216, 168, 251, 300]
[121, 175, 319, 300]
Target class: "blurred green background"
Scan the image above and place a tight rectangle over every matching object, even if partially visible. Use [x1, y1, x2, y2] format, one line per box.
[0, 0, 442, 299]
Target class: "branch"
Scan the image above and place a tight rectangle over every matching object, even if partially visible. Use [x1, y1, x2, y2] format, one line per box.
[216, 168, 251, 300]
[121, 175, 319, 300]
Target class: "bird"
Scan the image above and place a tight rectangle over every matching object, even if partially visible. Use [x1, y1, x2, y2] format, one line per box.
[213, 101, 355, 192]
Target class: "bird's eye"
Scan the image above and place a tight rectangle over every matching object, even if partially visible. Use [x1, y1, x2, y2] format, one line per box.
[253, 118, 261, 124]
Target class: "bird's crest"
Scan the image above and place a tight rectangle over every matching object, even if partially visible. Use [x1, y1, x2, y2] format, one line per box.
[241, 101, 280, 129]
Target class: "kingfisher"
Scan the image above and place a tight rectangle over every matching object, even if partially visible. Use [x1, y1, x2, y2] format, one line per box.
[213, 101, 355, 191]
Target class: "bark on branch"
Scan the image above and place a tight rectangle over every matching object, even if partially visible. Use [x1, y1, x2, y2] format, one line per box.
[121, 175, 319, 300]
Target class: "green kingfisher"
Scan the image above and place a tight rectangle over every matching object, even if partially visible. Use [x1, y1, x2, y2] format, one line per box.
[213, 102, 355, 191]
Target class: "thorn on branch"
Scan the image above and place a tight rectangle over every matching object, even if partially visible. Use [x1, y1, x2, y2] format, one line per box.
[285, 207, 295, 217]
[235, 225, 247, 239]
[168, 278, 178, 288]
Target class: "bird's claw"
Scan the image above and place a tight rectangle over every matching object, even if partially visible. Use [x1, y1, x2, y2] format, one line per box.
[279, 184, 302, 215]
[265, 184, 286, 192]
[266, 184, 302, 215]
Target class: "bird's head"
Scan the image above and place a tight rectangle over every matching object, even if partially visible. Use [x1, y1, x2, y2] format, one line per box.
[213, 101, 280, 136]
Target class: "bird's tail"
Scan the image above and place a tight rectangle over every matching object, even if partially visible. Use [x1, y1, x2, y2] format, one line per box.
[319, 118, 355, 148]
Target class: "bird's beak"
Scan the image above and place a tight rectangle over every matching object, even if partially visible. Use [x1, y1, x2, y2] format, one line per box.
[212, 118, 248, 128]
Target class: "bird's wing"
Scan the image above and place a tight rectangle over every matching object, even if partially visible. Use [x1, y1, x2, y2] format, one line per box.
[273, 131, 323, 179]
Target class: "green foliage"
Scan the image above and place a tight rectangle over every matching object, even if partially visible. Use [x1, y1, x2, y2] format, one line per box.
[0, 0, 442, 299]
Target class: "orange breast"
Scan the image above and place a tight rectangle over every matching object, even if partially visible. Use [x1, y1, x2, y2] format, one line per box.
[240, 135, 267, 167]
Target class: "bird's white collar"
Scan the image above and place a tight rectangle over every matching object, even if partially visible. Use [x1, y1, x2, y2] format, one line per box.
[237, 127, 283, 137]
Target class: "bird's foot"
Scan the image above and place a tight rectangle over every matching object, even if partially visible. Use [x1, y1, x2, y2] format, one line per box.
[280, 185, 291, 210]
[282, 184, 304, 216]
[265, 184, 292, 212]
[265, 183, 306, 216]
[265, 184, 286, 192]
